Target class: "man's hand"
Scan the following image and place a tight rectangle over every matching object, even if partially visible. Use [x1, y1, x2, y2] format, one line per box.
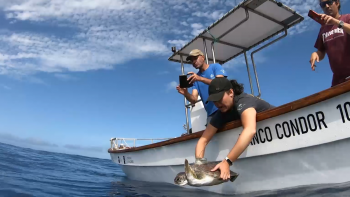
[211, 160, 231, 181]
[309, 52, 320, 71]
[187, 72, 202, 84]
[320, 14, 339, 26]
[176, 85, 187, 95]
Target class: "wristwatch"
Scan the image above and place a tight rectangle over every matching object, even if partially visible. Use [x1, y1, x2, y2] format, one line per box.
[338, 20, 344, 28]
[225, 156, 233, 166]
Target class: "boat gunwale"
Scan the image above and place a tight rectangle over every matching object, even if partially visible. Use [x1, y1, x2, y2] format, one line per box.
[108, 80, 350, 154]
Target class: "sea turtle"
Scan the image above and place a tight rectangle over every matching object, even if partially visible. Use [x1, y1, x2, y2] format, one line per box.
[174, 159, 239, 187]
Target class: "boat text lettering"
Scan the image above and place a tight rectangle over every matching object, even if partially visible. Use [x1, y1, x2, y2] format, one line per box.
[336, 102, 350, 123]
[126, 156, 134, 164]
[250, 111, 328, 145]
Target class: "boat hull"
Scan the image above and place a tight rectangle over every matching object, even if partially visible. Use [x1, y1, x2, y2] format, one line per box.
[110, 91, 350, 194]
[117, 137, 350, 194]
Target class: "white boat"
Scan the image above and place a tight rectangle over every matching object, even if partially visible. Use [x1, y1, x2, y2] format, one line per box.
[108, 0, 350, 195]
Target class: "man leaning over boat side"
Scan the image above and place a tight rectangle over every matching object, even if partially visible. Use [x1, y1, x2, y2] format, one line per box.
[310, 0, 350, 87]
[176, 49, 227, 129]
[194, 77, 275, 181]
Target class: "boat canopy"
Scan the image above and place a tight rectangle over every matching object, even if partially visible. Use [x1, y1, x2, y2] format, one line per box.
[168, 0, 304, 65]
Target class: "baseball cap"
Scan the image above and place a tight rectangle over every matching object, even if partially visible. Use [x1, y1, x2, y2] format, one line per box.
[205, 77, 232, 104]
[186, 49, 204, 61]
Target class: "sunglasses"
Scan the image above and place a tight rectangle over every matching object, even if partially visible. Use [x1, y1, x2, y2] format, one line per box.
[319, 0, 336, 8]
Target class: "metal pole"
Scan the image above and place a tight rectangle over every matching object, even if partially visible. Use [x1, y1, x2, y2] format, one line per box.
[250, 28, 288, 98]
[202, 38, 209, 65]
[180, 55, 190, 134]
[244, 52, 254, 95]
[211, 41, 216, 63]
[185, 99, 202, 108]
[134, 139, 136, 147]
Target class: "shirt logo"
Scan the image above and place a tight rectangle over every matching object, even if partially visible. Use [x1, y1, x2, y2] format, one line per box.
[210, 74, 214, 79]
[237, 104, 245, 111]
[322, 28, 344, 43]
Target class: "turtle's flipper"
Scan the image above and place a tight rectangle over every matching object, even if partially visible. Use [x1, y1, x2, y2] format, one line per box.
[229, 171, 239, 182]
[185, 159, 197, 179]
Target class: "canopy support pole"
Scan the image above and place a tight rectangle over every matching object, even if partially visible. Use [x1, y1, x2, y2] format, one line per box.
[203, 38, 209, 65]
[250, 28, 288, 98]
[180, 55, 190, 134]
[211, 41, 216, 64]
[244, 52, 254, 95]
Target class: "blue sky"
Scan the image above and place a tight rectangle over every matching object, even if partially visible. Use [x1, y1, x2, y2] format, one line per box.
[0, 0, 348, 159]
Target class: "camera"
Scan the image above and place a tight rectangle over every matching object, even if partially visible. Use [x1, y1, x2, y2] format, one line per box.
[179, 74, 193, 88]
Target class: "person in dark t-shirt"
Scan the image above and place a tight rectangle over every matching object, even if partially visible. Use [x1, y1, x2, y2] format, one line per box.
[194, 77, 275, 181]
[209, 85, 274, 130]
[310, 0, 350, 87]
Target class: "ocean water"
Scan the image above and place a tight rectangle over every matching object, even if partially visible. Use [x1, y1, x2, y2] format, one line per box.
[1, 142, 350, 197]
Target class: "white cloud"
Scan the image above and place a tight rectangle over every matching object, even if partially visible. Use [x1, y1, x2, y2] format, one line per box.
[225, 0, 237, 7]
[209, 0, 219, 5]
[166, 81, 178, 91]
[191, 23, 205, 36]
[168, 39, 189, 49]
[4, 0, 149, 21]
[192, 10, 225, 21]
[0, 0, 176, 80]
[180, 21, 189, 26]
[0, 0, 331, 81]
[191, 23, 203, 29]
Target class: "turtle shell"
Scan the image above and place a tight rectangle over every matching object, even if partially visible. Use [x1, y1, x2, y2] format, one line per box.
[185, 159, 239, 182]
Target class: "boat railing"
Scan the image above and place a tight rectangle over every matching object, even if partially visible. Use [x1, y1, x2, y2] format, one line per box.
[185, 99, 202, 108]
[110, 137, 174, 150]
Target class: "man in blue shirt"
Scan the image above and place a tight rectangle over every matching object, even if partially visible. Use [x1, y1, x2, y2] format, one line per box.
[176, 49, 227, 125]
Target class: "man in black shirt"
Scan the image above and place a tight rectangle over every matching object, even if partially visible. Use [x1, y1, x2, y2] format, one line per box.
[194, 77, 275, 181]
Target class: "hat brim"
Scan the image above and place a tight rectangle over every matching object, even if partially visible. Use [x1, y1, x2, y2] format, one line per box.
[205, 91, 225, 104]
[186, 55, 201, 61]
[186, 55, 194, 61]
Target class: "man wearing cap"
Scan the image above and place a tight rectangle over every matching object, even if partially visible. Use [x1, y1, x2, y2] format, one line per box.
[194, 77, 274, 181]
[176, 49, 227, 126]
